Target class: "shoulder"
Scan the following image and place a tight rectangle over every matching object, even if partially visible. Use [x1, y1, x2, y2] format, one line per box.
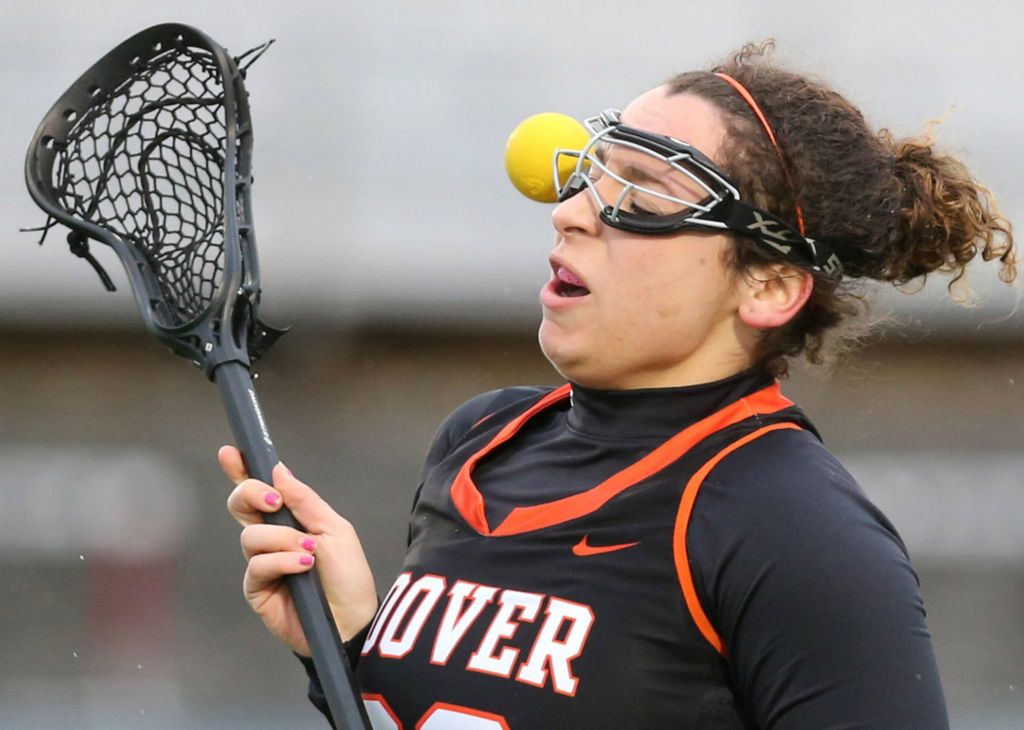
[684, 424, 947, 727]
[435, 385, 556, 443]
[697, 424, 897, 538]
[688, 424, 907, 568]
[422, 386, 557, 474]
[685, 423, 923, 645]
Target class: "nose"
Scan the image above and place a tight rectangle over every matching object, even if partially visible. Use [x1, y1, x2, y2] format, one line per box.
[551, 181, 602, 240]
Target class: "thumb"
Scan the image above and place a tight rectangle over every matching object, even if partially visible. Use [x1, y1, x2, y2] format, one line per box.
[218, 445, 249, 484]
[271, 463, 341, 534]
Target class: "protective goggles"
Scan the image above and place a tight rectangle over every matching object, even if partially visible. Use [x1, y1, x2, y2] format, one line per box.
[554, 109, 843, 277]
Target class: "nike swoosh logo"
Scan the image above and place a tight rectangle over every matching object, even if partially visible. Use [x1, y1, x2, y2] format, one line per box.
[572, 535, 640, 557]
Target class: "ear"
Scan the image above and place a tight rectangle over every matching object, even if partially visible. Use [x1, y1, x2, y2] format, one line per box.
[736, 265, 814, 329]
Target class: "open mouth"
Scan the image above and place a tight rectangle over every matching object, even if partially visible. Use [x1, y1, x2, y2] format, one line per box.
[554, 265, 590, 298]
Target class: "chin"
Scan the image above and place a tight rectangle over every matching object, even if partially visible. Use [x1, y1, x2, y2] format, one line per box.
[539, 319, 642, 388]
[538, 322, 581, 381]
[539, 341, 611, 387]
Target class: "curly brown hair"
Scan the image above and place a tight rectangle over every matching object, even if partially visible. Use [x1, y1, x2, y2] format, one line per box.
[666, 41, 1016, 376]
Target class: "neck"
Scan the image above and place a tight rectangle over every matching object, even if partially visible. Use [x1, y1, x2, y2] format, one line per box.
[566, 365, 775, 441]
[578, 346, 755, 390]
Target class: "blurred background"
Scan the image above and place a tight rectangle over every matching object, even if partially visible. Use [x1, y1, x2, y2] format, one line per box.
[1, 1, 1021, 727]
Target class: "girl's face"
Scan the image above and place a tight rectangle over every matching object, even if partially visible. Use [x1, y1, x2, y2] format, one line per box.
[539, 88, 755, 389]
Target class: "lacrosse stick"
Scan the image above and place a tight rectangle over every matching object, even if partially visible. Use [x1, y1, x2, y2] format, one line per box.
[24, 23, 371, 729]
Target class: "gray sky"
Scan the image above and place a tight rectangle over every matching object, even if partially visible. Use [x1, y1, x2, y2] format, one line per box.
[3, 0, 1021, 332]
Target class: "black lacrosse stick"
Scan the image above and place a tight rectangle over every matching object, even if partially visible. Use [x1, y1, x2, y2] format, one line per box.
[24, 24, 371, 729]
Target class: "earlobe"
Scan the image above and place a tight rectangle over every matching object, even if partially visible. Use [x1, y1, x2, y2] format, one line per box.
[737, 266, 814, 329]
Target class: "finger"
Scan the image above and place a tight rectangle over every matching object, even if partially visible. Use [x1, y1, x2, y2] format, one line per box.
[243, 552, 316, 597]
[271, 463, 346, 534]
[226, 477, 283, 527]
[240, 523, 316, 560]
[219, 445, 249, 484]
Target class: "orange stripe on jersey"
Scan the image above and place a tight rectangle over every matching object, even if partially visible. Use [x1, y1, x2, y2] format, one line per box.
[672, 422, 802, 656]
[451, 382, 794, 537]
[450, 384, 573, 535]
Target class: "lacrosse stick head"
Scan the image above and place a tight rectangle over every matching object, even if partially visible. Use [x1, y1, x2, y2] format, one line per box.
[25, 23, 285, 376]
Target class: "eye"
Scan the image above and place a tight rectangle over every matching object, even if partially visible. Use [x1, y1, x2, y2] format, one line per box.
[624, 200, 659, 217]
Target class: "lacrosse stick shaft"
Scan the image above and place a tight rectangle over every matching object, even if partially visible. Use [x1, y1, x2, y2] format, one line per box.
[215, 360, 372, 730]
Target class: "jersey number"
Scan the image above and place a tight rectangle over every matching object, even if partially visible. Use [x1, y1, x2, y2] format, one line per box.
[364, 695, 510, 729]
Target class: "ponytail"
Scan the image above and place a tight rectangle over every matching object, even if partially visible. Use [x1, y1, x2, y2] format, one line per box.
[883, 128, 1015, 295]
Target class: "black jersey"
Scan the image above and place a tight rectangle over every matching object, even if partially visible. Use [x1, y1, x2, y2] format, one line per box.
[305, 369, 948, 729]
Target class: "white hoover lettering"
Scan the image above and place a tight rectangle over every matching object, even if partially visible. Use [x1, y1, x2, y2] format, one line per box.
[366, 575, 595, 696]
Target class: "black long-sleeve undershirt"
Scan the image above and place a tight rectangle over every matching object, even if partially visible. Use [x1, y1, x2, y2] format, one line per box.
[303, 370, 948, 728]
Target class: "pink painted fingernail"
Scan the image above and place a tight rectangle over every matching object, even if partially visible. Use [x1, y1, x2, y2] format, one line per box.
[301, 538, 316, 552]
[264, 492, 281, 507]
[299, 555, 314, 566]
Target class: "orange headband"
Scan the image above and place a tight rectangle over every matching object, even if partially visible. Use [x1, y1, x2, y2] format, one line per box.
[713, 71, 806, 236]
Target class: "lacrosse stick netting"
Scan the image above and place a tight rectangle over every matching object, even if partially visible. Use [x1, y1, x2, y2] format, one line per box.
[24, 24, 371, 729]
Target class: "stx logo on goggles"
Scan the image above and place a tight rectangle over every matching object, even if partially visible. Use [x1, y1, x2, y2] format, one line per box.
[821, 253, 843, 277]
[746, 211, 797, 253]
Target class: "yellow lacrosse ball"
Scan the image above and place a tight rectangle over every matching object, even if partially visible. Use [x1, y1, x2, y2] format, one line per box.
[505, 112, 590, 202]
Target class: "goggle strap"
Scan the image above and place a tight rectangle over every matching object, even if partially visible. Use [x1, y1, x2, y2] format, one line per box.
[723, 199, 842, 276]
[713, 72, 807, 236]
